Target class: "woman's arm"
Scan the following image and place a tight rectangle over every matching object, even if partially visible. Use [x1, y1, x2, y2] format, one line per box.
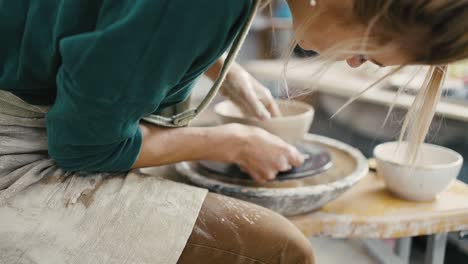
[132, 122, 304, 183]
[132, 122, 236, 168]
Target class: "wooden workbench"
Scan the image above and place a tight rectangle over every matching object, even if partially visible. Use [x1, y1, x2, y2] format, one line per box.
[288, 172, 468, 264]
[289, 172, 468, 239]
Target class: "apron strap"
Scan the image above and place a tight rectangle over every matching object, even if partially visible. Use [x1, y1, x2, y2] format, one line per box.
[142, 0, 261, 128]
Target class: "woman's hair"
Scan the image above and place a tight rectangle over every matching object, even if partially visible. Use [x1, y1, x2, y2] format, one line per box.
[282, 0, 468, 164]
[353, 0, 468, 65]
[355, 0, 467, 163]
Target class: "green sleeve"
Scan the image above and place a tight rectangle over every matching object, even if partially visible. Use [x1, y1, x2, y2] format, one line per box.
[46, 0, 252, 172]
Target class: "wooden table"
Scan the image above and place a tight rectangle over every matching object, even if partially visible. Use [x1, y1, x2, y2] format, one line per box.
[288, 172, 468, 264]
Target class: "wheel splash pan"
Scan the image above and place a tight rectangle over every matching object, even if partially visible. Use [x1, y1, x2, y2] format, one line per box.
[175, 134, 368, 216]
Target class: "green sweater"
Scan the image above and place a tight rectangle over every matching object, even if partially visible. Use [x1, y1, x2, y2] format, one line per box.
[0, 0, 252, 172]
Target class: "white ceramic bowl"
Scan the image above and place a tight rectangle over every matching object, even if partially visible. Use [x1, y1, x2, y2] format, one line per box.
[214, 100, 314, 144]
[374, 141, 463, 201]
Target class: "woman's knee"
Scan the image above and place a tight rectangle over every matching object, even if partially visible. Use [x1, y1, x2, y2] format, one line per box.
[278, 226, 316, 264]
[252, 204, 315, 264]
[183, 193, 315, 264]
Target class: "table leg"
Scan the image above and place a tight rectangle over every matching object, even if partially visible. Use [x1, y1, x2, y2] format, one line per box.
[395, 237, 412, 264]
[361, 239, 406, 264]
[424, 233, 448, 264]
[459, 230, 468, 240]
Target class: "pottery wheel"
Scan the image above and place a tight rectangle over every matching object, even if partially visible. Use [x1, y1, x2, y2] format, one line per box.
[198, 143, 332, 181]
[176, 134, 368, 215]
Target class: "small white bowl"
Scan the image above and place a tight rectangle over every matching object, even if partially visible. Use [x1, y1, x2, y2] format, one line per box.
[374, 141, 463, 201]
[214, 100, 314, 144]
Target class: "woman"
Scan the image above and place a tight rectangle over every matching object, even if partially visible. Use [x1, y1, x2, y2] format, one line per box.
[0, 0, 467, 263]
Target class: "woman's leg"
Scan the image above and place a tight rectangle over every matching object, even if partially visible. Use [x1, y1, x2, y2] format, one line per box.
[178, 193, 315, 264]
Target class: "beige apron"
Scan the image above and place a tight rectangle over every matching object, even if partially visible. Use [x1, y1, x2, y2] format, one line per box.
[0, 1, 261, 263]
[0, 89, 208, 264]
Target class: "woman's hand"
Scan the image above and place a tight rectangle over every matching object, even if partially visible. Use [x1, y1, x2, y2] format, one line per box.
[134, 123, 304, 183]
[220, 62, 282, 120]
[223, 124, 305, 183]
[205, 57, 281, 120]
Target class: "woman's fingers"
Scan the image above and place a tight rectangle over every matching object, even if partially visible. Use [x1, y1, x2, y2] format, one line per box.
[263, 97, 282, 118]
[238, 81, 272, 120]
[223, 74, 271, 120]
[288, 146, 305, 167]
[252, 79, 282, 118]
[248, 170, 267, 183]
[242, 147, 303, 183]
[241, 159, 278, 183]
[227, 123, 304, 184]
[243, 166, 271, 183]
[221, 64, 281, 120]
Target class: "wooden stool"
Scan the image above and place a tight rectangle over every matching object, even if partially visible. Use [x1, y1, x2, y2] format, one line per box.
[288, 172, 468, 264]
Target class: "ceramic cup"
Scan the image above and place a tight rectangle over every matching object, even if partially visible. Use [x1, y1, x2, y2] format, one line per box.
[374, 141, 463, 201]
[214, 99, 314, 144]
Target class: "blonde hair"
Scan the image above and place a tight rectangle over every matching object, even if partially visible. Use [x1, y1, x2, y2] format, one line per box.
[281, 0, 468, 164]
[353, 0, 467, 163]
